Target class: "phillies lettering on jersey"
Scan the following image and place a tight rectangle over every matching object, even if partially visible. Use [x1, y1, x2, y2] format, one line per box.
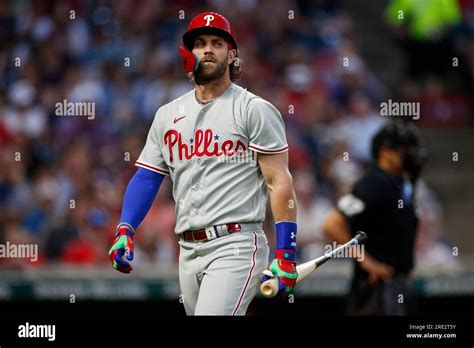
[164, 128, 247, 163]
[136, 84, 288, 234]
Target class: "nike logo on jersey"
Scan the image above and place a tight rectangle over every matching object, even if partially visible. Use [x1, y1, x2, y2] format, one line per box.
[173, 116, 187, 124]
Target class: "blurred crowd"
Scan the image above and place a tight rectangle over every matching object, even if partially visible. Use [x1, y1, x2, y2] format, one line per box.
[0, 0, 471, 271]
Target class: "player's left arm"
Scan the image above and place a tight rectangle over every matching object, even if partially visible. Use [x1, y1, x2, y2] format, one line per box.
[258, 151, 298, 295]
[258, 151, 296, 222]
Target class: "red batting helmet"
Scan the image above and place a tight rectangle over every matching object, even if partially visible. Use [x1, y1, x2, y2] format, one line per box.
[183, 12, 237, 50]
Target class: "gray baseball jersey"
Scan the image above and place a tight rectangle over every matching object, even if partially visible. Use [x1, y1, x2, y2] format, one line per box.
[135, 83, 288, 234]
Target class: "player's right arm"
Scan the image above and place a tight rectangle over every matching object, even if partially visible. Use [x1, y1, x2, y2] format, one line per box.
[108, 168, 165, 273]
[109, 109, 169, 273]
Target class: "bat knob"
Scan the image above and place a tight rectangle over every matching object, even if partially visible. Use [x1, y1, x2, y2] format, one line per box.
[260, 277, 279, 298]
[355, 231, 367, 244]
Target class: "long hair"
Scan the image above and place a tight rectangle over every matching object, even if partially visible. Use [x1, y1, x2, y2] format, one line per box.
[230, 49, 242, 82]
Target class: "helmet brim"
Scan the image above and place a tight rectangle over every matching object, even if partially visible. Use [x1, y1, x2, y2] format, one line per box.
[183, 27, 237, 51]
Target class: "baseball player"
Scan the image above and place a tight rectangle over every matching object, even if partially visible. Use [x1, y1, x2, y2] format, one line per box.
[108, 12, 298, 315]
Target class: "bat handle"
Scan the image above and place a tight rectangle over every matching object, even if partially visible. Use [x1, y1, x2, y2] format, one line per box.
[260, 277, 279, 298]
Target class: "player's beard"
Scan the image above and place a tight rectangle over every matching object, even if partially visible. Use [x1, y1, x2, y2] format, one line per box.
[194, 57, 228, 85]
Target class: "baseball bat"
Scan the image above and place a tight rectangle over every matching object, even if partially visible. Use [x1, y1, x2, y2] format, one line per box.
[260, 231, 367, 298]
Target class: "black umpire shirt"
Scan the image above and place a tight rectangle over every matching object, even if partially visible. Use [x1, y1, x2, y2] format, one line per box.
[337, 165, 419, 280]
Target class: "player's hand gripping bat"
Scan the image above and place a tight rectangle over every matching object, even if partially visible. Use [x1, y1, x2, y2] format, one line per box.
[260, 231, 367, 298]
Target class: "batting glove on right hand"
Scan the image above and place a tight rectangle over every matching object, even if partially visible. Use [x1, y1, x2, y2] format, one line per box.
[108, 226, 134, 273]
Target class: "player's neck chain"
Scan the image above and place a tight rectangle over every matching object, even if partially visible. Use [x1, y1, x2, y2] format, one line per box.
[196, 97, 215, 105]
[195, 90, 218, 105]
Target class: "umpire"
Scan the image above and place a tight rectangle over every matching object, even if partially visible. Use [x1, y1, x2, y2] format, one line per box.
[323, 121, 426, 315]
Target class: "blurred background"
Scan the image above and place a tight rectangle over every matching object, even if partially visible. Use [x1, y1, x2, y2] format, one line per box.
[0, 0, 473, 314]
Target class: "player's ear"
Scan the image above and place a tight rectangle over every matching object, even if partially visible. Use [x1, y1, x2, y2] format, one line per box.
[228, 49, 236, 65]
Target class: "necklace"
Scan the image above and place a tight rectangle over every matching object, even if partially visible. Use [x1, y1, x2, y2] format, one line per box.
[195, 91, 217, 105]
[197, 99, 211, 105]
[196, 97, 216, 105]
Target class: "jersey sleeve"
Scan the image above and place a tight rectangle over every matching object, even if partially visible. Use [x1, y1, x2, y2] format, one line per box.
[336, 182, 370, 237]
[246, 98, 288, 154]
[135, 109, 170, 176]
